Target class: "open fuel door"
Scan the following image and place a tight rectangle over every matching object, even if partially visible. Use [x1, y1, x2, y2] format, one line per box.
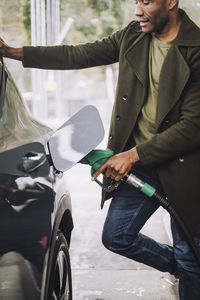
[48, 105, 105, 172]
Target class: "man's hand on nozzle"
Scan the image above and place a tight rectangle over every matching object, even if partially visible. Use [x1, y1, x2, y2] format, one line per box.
[92, 147, 140, 182]
[0, 37, 22, 61]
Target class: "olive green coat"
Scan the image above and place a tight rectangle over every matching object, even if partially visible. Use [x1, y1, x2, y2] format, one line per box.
[22, 10, 200, 234]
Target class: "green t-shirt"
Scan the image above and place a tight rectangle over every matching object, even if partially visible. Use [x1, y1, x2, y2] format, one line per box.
[133, 35, 173, 146]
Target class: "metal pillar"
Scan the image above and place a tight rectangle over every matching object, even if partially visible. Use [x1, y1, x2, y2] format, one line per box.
[30, 0, 60, 120]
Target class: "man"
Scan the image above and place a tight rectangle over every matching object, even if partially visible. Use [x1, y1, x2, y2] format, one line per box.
[1, 0, 200, 298]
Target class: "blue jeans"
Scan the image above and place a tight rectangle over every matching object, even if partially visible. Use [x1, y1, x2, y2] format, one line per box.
[102, 162, 200, 300]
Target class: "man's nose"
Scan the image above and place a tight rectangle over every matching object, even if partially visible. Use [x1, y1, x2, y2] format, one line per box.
[135, 3, 143, 17]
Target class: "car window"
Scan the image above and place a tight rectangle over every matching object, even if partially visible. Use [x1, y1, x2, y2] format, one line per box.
[0, 61, 52, 152]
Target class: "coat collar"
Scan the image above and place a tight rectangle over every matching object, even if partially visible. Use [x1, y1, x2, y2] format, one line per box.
[174, 9, 200, 47]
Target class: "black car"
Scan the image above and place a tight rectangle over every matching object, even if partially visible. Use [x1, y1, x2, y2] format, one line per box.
[0, 56, 74, 300]
[0, 58, 104, 300]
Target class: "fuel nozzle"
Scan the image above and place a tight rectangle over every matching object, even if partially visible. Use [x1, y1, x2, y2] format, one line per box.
[80, 149, 120, 192]
[80, 149, 114, 175]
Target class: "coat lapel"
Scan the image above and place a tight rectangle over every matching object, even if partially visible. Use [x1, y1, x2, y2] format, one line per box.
[156, 48, 190, 130]
[124, 33, 150, 89]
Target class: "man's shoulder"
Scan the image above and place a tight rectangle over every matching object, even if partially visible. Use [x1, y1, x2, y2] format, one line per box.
[114, 20, 143, 45]
[127, 20, 141, 30]
[122, 20, 142, 35]
[177, 9, 200, 46]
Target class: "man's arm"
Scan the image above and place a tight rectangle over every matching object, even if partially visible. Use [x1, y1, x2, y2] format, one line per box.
[21, 25, 129, 70]
[0, 34, 120, 69]
[0, 38, 22, 61]
[0, 21, 137, 70]
[0, 26, 124, 69]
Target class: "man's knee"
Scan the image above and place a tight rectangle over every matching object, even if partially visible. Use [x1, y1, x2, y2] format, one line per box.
[102, 227, 138, 252]
[102, 227, 114, 250]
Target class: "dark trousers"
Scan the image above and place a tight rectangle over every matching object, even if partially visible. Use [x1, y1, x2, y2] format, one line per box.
[102, 162, 200, 300]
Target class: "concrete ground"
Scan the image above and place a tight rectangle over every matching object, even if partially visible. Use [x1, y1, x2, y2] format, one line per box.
[65, 163, 179, 300]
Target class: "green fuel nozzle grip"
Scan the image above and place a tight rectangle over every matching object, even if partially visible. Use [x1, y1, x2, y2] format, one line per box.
[80, 149, 114, 175]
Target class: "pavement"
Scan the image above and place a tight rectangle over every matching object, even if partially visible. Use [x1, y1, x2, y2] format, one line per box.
[65, 163, 179, 300]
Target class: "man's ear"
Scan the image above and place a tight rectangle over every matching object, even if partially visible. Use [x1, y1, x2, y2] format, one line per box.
[169, 0, 179, 10]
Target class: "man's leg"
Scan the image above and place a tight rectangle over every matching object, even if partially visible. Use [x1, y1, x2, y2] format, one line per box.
[102, 162, 178, 275]
[171, 218, 200, 300]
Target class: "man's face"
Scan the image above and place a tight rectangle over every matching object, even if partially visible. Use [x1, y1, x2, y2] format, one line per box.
[134, 0, 172, 34]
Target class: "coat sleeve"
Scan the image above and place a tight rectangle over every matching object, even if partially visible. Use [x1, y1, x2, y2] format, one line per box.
[22, 25, 132, 70]
[136, 49, 200, 167]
